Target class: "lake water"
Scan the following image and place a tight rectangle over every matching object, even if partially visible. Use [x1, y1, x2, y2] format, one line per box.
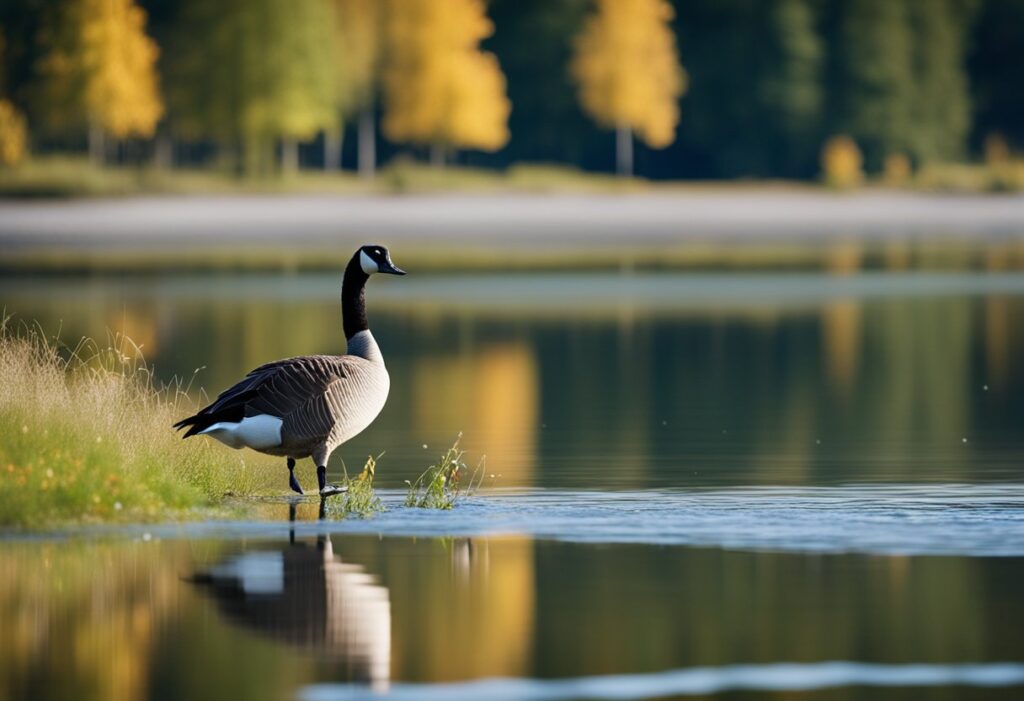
[2, 270, 1024, 700]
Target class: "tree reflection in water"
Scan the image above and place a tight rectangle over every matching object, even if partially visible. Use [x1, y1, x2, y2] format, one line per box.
[191, 503, 391, 691]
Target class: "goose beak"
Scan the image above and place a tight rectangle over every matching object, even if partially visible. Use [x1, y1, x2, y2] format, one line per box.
[380, 260, 406, 275]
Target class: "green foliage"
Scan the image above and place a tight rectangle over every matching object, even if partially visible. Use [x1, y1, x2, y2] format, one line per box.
[332, 0, 383, 115]
[675, 0, 824, 177]
[970, 0, 1024, 151]
[405, 434, 483, 510]
[0, 320, 281, 527]
[761, 0, 824, 173]
[0, 0, 1017, 178]
[164, 0, 338, 173]
[830, 0, 977, 171]
[831, 0, 914, 172]
[485, 0, 593, 164]
[326, 454, 384, 518]
[907, 0, 974, 163]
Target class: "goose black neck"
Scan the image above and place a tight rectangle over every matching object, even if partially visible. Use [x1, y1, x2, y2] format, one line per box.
[341, 255, 370, 340]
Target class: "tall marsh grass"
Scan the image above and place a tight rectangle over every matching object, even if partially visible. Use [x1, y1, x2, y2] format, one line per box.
[405, 434, 484, 510]
[325, 454, 384, 518]
[0, 321, 279, 527]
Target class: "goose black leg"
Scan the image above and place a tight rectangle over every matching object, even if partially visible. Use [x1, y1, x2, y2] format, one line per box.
[287, 458, 303, 495]
[317, 465, 346, 498]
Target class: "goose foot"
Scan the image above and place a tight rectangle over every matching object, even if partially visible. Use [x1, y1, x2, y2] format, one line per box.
[316, 464, 346, 498]
[287, 458, 303, 495]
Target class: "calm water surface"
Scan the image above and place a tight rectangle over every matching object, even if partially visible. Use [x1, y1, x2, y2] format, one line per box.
[2, 270, 1023, 700]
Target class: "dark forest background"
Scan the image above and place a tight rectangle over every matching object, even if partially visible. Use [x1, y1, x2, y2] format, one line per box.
[1, 0, 1022, 180]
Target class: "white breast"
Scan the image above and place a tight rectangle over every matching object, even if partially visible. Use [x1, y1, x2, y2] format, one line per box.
[199, 414, 283, 450]
[331, 364, 390, 446]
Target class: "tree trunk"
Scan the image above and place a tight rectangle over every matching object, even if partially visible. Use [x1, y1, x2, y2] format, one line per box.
[430, 143, 446, 168]
[616, 123, 633, 177]
[281, 137, 299, 175]
[358, 107, 376, 179]
[155, 135, 173, 170]
[324, 129, 343, 171]
[88, 123, 105, 166]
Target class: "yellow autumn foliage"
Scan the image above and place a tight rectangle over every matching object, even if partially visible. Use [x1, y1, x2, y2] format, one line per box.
[382, 0, 510, 152]
[571, 0, 685, 148]
[40, 0, 163, 139]
[334, 0, 384, 112]
[821, 135, 864, 189]
[0, 100, 27, 166]
[983, 133, 1010, 166]
[883, 152, 911, 185]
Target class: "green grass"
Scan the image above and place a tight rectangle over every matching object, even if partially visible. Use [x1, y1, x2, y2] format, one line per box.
[0, 156, 643, 199]
[0, 317, 488, 527]
[0, 156, 375, 199]
[0, 320, 282, 528]
[325, 455, 384, 518]
[2, 155, 1021, 201]
[0, 317, 494, 526]
[405, 434, 484, 510]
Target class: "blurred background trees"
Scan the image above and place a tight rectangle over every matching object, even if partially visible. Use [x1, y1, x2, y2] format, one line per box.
[331, 0, 383, 177]
[570, 0, 685, 176]
[161, 0, 336, 174]
[381, 0, 510, 166]
[0, 99, 26, 166]
[0, 0, 1021, 180]
[34, 0, 163, 162]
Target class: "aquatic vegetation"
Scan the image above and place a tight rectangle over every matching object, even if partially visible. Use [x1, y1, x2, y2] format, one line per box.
[405, 434, 484, 510]
[327, 455, 384, 518]
[0, 320, 281, 527]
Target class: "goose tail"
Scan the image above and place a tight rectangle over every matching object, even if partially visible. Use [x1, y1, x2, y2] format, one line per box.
[173, 414, 209, 439]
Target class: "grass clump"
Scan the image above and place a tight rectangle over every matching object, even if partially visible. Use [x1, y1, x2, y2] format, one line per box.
[405, 434, 484, 510]
[326, 455, 384, 518]
[0, 319, 280, 527]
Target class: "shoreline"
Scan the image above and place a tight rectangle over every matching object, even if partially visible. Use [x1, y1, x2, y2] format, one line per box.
[2, 191, 1023, 273]
[2, 191, 1023, 245]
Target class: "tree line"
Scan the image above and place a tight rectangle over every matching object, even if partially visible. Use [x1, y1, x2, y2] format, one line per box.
[0, 0, 1021, 179]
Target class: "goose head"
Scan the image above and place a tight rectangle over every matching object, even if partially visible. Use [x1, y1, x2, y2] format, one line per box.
[359, 245, 406, 276]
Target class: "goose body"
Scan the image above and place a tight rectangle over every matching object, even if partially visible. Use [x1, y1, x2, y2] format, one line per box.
[174, 245, 405, 495]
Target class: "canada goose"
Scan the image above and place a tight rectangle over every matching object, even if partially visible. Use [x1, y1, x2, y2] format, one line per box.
[173, 244, 405, 496]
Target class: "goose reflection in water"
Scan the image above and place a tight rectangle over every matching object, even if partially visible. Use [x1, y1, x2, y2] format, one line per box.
[191, 503, 390, 691]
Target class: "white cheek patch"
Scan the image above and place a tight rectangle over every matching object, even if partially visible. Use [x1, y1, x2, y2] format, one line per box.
[360, 250, 379, 274]
[199, 414, 283, 450]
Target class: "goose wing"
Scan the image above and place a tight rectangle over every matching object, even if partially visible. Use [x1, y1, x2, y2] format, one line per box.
[175, 355, 359, 442]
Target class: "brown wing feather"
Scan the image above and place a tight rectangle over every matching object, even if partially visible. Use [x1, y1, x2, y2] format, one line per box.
[176, 356, 350, 440]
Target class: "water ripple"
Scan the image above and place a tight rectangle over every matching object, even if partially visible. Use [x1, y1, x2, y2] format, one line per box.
[99, 483, 1024, 556]
[300, 662, 1024, 701]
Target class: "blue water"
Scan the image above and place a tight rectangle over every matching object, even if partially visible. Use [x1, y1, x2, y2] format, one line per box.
[301, 662, 1024, 700]
[5, 270, 1024, 701]
[78, 484, 1024, 557]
